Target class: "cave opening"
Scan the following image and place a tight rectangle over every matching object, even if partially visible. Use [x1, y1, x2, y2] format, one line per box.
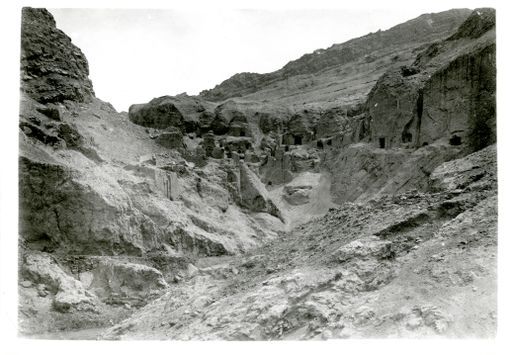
[316, 140, 324, 149]
[402, 132, 412, 143]
[416, 89, 424, 119]
[379, 137, 386, 149]
[294, 135, 302, 145]
[449, 135, 462, 146]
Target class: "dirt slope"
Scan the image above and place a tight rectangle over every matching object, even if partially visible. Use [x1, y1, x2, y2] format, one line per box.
[101, 145, 497, 340]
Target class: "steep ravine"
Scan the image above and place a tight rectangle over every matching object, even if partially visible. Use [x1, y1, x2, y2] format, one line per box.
[18, 7, 496, 339]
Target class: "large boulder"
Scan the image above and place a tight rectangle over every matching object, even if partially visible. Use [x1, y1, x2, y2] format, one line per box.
[20, 8, 95, 103]
[129, 99, 185, 130]
[21, 251, 99, 313]
[283, 185, 311, 205]
[239, 163, 282, 220]
[259, 146, 293, 186]
[82, 259, 168, 306]
[128, 95, 214, 132]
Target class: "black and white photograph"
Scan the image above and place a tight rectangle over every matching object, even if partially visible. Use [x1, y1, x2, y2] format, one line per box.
[0, 0, 510, 352]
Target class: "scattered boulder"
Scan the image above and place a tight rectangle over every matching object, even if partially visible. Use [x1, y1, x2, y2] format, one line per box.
[283, 185, 312, 205]
[20, 280, 33, 288]
[333, 236, 393, 263]
[86, 259, 168, 306]
[21, 251, 99, 313]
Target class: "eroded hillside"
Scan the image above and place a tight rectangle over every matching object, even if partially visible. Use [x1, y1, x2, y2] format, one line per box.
[18, 7, 497, 340]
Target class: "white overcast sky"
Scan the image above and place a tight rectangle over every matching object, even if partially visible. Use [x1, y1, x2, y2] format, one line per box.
[48, 6, 478, 111]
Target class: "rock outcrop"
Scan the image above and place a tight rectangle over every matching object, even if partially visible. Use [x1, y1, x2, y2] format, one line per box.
[239, 163, 282, 220]
[365, 8, 495, 151]
[129, 98, 186, 131]
[21, 251, 99, 313]
[79, 258, 168, 306]
[20, 8, 94, 103]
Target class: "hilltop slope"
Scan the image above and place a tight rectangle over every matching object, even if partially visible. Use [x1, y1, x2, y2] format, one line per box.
[199, 9, 471, 107]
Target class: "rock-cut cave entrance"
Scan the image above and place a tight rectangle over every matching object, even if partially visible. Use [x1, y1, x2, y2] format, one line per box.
[379, 137, 386, 149]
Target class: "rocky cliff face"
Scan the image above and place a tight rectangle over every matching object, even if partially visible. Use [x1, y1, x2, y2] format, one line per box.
[18, 7, 497, 340]
[18, 8, 285, 335]
[20, 8, 95, 103]
[364, 8, 495, 152]
[322, 8, 496, 203]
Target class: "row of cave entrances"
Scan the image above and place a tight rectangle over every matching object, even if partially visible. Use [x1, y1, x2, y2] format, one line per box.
[316, 138, 333, 149]
[377, 134, 463, 149]
[282, 136, 333, 150]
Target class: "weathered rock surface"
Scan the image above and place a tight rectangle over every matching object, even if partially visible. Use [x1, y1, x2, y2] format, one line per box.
[101, 144, 497, 339]
[19, 155, 151, 256]
[430, 144, 496, 191]
[21, 251, 99, 313]
[365, 8, 495, 151]
[129, 98, 186, 130]
[21, 8, 94, 103]
[283, 185, 312, 206]
[155, 127, 185, 149]
[83, 258, 168, 305]
[239, 163, 282, 220]
[323, 142, 461, 203]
